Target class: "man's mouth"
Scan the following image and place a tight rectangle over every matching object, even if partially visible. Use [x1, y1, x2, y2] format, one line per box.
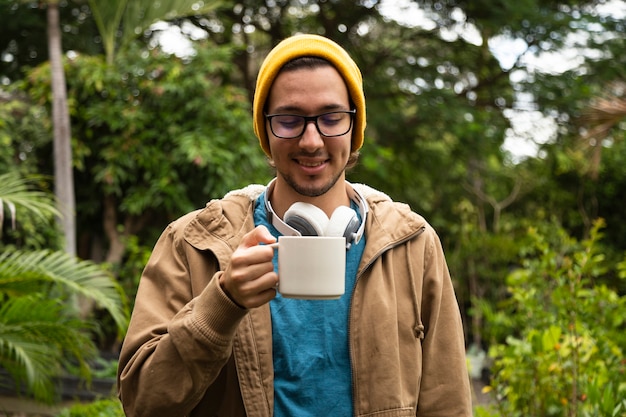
[297, 160, 326, 167]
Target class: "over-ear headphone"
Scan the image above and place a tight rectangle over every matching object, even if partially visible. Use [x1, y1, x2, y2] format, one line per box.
[264, 179, 368, 249]
[284, 202, 360, 240]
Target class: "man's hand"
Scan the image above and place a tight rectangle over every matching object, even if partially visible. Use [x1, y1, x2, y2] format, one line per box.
[219, 226, 278, 309]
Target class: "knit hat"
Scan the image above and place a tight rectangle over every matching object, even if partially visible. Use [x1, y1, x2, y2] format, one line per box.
[253, 34, 366, 157]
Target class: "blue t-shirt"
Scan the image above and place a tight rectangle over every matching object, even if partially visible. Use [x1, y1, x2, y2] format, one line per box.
[253, 193, 365, 417]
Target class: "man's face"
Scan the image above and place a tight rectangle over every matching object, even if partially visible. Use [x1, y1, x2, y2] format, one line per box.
[266, 65, 352, 199]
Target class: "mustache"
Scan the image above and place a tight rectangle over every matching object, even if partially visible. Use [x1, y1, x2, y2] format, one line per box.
[290, 151, 329, 159]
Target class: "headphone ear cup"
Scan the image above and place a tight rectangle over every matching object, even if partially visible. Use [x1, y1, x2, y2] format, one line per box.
[327, 206, 359, 240]
[284, 202, 329, 236]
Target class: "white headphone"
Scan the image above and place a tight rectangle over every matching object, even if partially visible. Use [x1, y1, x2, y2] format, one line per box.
[264, 179, 368, 249]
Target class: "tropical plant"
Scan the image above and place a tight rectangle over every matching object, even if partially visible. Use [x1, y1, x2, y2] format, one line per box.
[0, 172, 58, 239]
[88, 0, 223, 64]
[0, 171, 128, 403]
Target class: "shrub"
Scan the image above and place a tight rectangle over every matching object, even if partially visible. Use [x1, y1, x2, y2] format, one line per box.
[477, 219, 626, 417]
[56, 397, 124, 417]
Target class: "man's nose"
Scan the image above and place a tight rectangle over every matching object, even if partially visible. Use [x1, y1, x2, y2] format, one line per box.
[298, 120, 324, 149]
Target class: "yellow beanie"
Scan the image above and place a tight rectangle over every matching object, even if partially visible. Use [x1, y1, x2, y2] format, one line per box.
[253, 34, 366, 157]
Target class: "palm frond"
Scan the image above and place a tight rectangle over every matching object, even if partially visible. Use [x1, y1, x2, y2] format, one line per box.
[88, 0, 223, 63]
[87, 0, 128, 64]
[0, 250, 128, 334]
[580, 81, 626, 140]
[0, 172, 59, 237]
[0, 296, 96, 403]
[578, 81, 626, 179]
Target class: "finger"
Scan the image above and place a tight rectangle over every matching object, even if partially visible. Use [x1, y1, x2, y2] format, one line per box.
[234, 269, 278, 298]
[245, 287, 278, 309]
[239, 225, 277, 249]
[228, 250, 275, 283]
[220, 227, 278, 307]
[227, 269, 279, 309]
[229, 241, 276, 274]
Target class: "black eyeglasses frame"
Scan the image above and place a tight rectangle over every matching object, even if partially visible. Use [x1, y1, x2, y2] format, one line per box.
[264, 109, 356, 139]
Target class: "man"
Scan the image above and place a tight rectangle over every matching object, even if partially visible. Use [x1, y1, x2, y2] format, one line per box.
[117, 34, 472, 417]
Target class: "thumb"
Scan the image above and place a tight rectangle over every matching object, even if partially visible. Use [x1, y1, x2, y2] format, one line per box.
[239, 225, 277, 248]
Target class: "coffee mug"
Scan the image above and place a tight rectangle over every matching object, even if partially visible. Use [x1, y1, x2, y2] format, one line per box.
[271, 236, 346, 299]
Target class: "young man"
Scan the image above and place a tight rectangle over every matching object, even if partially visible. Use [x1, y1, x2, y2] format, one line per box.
[117, 34, 472, 417]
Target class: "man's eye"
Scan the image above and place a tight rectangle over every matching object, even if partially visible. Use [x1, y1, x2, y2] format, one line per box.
[320, 113, 343, 125]
[277, 116, 303, 128]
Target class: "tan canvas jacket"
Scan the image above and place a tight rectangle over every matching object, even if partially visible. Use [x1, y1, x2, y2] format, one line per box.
[117, 183, 472, 417]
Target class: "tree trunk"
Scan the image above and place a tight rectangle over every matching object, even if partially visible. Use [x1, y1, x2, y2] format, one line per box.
[103, 194, 127, 265]
[47, 1, 76, 256]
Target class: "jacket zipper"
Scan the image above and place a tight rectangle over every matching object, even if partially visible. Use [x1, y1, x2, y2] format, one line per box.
[347, 225, 426, 416]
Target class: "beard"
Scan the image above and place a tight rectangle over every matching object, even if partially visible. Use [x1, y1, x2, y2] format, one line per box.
[279, 169, 344, 198]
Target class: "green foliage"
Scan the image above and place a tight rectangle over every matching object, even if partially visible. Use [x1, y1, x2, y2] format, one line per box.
[0, 0, 103, 83]
[0, 90, 51, 175]
[1, 2, 625, 400]
[56, 397, 125, 417]
[0, 91, 60, 250]
[0, 248, 129, 403]
[0, 172, 59, 237]
[595, 138, 626, 256]
[477, 219, 626, 416]
[22, 40, 270, 240]
[12, 37, 270, 348]
[0, 249, 128, 332]
[0, 172, 129, 403]
[0, 294, 96, 403]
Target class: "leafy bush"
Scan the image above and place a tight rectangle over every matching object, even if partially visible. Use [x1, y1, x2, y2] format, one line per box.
[56, 397, 124, 417]
[477, 219, 626, 417]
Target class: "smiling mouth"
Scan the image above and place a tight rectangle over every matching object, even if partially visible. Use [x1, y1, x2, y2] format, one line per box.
[297, 160, 326, 167]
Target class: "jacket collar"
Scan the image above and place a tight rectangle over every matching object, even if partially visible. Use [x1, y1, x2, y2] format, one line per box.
[183, 182, 427, 263]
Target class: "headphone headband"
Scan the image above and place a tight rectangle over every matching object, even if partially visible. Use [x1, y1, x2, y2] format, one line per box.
[264, 179, 368, 246]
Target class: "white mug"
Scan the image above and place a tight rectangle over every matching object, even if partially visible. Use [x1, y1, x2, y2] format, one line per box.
[272, 236, 346, 299]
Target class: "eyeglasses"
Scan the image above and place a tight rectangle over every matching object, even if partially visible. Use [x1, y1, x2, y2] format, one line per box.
[265, 110, 356, 139]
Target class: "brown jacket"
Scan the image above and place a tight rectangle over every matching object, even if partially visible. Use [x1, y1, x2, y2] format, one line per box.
[117, 184, 472, 417]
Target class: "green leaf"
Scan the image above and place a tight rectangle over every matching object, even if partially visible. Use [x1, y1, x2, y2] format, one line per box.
[541, 325, 561, 352]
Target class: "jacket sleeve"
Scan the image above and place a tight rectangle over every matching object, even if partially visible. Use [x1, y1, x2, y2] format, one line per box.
[417, 227, 473, 416]
[117, 218, 247, 417]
